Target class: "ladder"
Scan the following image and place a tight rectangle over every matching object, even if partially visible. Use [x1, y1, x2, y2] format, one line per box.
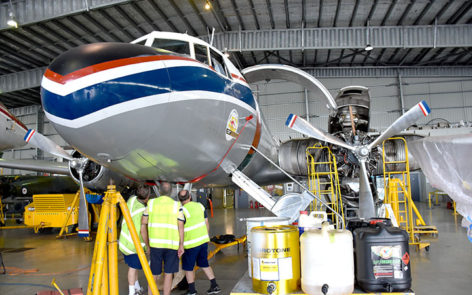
[382, 137, 438, 251]
[306, 144, 345, 226]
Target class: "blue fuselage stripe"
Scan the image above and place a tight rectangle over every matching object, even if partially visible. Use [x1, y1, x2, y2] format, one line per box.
[42, 66, 255, 120]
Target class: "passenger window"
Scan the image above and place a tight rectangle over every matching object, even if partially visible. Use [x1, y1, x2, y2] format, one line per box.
[210, 49, 228, 77]
[151, 38, 190, 55]
[194, 44, 209, 65]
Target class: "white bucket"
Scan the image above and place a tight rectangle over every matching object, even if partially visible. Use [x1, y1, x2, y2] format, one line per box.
[243, 216, 290, 277]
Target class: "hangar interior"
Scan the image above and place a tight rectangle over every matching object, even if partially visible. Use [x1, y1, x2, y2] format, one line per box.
[0, 1, 471, 295]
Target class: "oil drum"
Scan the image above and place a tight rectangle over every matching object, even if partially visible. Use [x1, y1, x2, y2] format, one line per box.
[244, 217, 290, 277]
[354, 223, 411, 292]
[251, 225, 300, 294]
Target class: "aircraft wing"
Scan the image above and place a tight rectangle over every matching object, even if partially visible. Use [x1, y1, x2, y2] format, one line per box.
[0, 158, 70, 175]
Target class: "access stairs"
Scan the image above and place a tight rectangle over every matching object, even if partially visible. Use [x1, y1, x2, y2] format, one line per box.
[382, 137, 438, 251]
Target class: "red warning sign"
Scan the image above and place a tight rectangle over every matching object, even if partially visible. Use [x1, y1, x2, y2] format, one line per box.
[402, 252, 410, 265]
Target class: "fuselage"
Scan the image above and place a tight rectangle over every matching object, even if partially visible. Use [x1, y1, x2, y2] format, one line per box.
[40, 32, 282, 186]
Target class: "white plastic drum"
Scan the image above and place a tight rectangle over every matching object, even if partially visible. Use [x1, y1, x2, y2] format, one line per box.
[300, 223, 354, 295]
[244, 217, 290, 277]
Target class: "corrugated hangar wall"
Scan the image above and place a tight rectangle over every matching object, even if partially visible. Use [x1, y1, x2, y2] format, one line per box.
[255, 76, 472, 142]
[1, 76, 471, 175]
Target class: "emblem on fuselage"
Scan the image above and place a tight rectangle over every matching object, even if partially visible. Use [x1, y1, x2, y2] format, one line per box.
[225, 109, 239, 140]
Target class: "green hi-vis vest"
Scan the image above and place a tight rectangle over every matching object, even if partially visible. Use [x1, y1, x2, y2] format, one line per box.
[119, 196, 146, 255]
[148, 196, 180, 250]
[182, 202, 210, 249]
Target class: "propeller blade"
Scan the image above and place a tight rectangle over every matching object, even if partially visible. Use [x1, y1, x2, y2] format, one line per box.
[368, 100, 431, 150]
[77, 169, 90, 237]
[24, 129, 74, 161]
[358, 160, 376, 219]
[286, 114, 355, 151]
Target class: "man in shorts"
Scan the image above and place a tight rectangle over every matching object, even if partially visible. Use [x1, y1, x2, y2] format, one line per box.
[141, 182, 185, 295]
[178, 190, 220, 295]
[119, 183, 151, 295]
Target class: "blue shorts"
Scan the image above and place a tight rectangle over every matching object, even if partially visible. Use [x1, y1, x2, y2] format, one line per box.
[123, 253, 142, 270]
[182, 243, 209, 271]
[150, 248, 179, 275]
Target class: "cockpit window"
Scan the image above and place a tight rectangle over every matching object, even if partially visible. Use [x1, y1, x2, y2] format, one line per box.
[134, 40, 147, 46]
[151, 38, 190, 55]
[210, 49, 228, 77]
[194, 44, 209, 65]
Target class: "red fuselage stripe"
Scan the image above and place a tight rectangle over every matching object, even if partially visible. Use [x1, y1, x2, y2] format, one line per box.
[44, 55, 197, 84]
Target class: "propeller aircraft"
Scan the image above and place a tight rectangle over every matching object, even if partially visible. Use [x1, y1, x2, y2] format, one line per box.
[0, 31, 431, 235]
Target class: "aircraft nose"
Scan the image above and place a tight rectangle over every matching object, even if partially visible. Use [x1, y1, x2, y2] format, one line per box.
[41, 42, 171, 126]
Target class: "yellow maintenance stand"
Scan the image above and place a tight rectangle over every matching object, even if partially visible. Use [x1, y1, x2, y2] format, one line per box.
[382, 137, 438, 251]
[86, 185, 159, 295]
[306, 144, 345, 226]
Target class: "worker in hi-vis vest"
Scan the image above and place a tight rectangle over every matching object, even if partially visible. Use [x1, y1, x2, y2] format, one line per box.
[178, 190, 221, 295]
[119, 184, 151, 295]
[141, 182, 185, 295]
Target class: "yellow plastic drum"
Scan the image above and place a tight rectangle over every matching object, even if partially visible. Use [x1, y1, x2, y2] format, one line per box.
[251, 225, 300, 294]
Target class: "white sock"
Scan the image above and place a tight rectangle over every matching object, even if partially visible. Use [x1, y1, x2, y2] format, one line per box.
[134, 280, 141, 290]
[129, 285, 135, 295]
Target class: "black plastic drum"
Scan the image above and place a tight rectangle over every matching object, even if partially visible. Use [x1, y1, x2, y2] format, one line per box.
[354, 223, 411, 292]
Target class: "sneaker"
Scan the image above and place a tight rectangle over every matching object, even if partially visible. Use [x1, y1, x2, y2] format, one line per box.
[135, 288, 145, 295]
[207, 285, 221, 294]
[185, 291, 197, 295]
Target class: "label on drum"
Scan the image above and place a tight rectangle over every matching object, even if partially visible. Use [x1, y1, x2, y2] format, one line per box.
[371, 245, 403, 279]
[252, 257, 293, 281]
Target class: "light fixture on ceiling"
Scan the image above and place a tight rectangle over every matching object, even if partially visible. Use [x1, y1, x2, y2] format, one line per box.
[7, 1, 18, 28]
[364, 20, 372, 51]
[204, 0, 211, 10]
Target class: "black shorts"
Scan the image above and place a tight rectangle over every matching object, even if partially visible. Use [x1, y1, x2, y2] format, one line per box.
[123, 253, 142, 270]
[150, 247, 179, 275]
[182, 243, 209, 271]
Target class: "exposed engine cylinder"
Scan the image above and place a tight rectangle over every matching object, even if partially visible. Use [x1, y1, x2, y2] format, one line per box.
[329, 86, 370, 134]
[69, 151, 134, 192]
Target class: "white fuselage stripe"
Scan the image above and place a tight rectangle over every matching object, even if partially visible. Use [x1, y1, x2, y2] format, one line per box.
[45, 90, 257, 129]
[42, 59, 249, 96]
[42, 60, 201, 96]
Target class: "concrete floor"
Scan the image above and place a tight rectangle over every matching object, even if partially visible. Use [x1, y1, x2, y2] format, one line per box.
[0, 202, 471, 295]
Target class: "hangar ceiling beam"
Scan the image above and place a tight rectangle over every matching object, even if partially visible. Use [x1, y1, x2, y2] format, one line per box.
[209, 24, 472, 52]
[0, 67, 46, 94]
[0, 0, 133, 31]
[2, 65, 472, 95]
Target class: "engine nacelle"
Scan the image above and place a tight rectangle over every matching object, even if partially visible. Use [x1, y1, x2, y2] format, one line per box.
[69, 151, 135, 192]
[279, 138, 322, 176]
[328, 86, 370, 134]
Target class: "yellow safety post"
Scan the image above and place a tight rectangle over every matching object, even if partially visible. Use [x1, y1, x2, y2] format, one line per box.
[0, 197, 4, 225]
[306, 144, 345, 227]
[108, 200, 118, 294]
[51, 278, 65, 295]
[86, 185, 159, 295]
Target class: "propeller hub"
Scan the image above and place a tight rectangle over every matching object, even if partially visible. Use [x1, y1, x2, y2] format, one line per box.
[359, 147, 369, 156]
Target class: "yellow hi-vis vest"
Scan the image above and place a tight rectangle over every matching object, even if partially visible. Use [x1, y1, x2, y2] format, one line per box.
[119, 196, 146, 255]
[148, 196, 180, 250]
[182, 202, 210, 249]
